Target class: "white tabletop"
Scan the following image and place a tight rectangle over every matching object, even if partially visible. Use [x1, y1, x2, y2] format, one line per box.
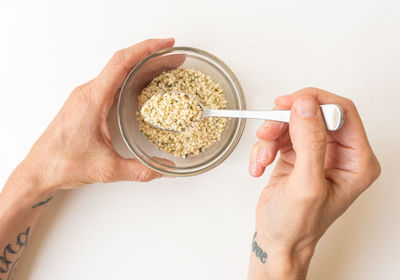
[1, 0, 399, 279]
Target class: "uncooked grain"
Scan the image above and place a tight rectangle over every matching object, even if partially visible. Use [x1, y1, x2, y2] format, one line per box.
[138, 68, 227, 157]
[140, 92, 203, 132]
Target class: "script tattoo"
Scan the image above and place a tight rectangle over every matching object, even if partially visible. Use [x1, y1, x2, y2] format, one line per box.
[252, 232, 267, 264]
[32, 196, 54, 209]
[0, 227, 31, 279]
[5, 258, 19, 280]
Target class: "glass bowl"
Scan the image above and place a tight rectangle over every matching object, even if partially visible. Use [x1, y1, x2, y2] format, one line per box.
[117, 47, 246, 176]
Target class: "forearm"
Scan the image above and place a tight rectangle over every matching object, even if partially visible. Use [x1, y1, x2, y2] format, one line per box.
[247, 232, 315, 280]
[0, 159, 56, 280]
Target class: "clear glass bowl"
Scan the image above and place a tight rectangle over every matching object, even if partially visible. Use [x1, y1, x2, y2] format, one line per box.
[118, 47, 246, 176]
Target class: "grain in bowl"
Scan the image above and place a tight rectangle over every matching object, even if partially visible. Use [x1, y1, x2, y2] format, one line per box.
[140, 92, 203, 132]
[137, 68, 227, 158]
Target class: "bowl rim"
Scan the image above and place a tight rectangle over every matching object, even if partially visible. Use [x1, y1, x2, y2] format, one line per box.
[117, 46, 246, 177]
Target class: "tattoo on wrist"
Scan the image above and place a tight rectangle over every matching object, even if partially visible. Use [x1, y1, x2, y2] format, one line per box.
[32, 196, 54, 209]
[0, 227, 31, 279]
[252, 232, 267, 264]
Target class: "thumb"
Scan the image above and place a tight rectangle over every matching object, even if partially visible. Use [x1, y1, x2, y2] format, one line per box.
[115, 157, 165, 182]
[289, 96, 327, 179]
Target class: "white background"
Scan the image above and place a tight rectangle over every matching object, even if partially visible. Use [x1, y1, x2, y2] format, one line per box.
[1, 0, 399, 279]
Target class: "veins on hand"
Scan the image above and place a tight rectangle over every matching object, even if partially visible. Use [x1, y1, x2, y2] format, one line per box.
[252, 232, 267, 264]
[0, 227, 31, 280]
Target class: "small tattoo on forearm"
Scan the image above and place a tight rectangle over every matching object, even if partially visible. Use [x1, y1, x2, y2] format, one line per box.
[5, 258, 19, 280]
[252, 232, 267, 264]
[0, 227, 31, 279]
[32, 196, 54, 209]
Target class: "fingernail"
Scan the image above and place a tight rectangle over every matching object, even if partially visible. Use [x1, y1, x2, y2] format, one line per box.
[295, 98, 317, 118]
[250, 163, 260, 176]
[256, 147, 269, 164]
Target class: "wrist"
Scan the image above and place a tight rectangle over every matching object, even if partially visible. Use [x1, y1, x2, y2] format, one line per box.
[2, 156, 59, 209]
[248, 233, 315, 280]
[264, 246, 314, 279]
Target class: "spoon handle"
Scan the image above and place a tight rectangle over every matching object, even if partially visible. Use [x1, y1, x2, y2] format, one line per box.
[203, 104, 344, 131]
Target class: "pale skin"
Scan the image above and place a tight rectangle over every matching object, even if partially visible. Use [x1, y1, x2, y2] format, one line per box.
[247, 88, 380, 279]
[0, 38, 380, 279]
[0, 38, 175, 279]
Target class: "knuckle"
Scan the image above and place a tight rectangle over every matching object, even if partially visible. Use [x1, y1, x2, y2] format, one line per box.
[90, 167, 114, 183]
[300, 87, 320, 96]
[136, 168, 156, 182]
[90, 158, 119, 183]
[356, 153, 381, 191]
[72, 83, 88, 95]
[374, 159, 382, 179]
[255, 140, 267, 150]
[368, 154, 381, 182]
[111, 49, 126, 67]
[303, 87, 318, 92]
[287, 177, 327, 204]
[303, 131, 327, 152]
[71, 81, 95, 102]
[344, 97, 356, 109]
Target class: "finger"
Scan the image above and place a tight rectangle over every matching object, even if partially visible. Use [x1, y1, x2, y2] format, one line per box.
[249, 143, 264, 177]
[256, 140, 279, 168]
[276, 87, 369, 150]
[137, 53, 186, 87]
[276, 130, 297, 166]
[289, 95, 327, 179]
[109, 53, 185, 112]
[256, 121, 288, 141]
[256, 104, 288, 141]
[249, 140, 279, 177]
[98, 38, 175, 99]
